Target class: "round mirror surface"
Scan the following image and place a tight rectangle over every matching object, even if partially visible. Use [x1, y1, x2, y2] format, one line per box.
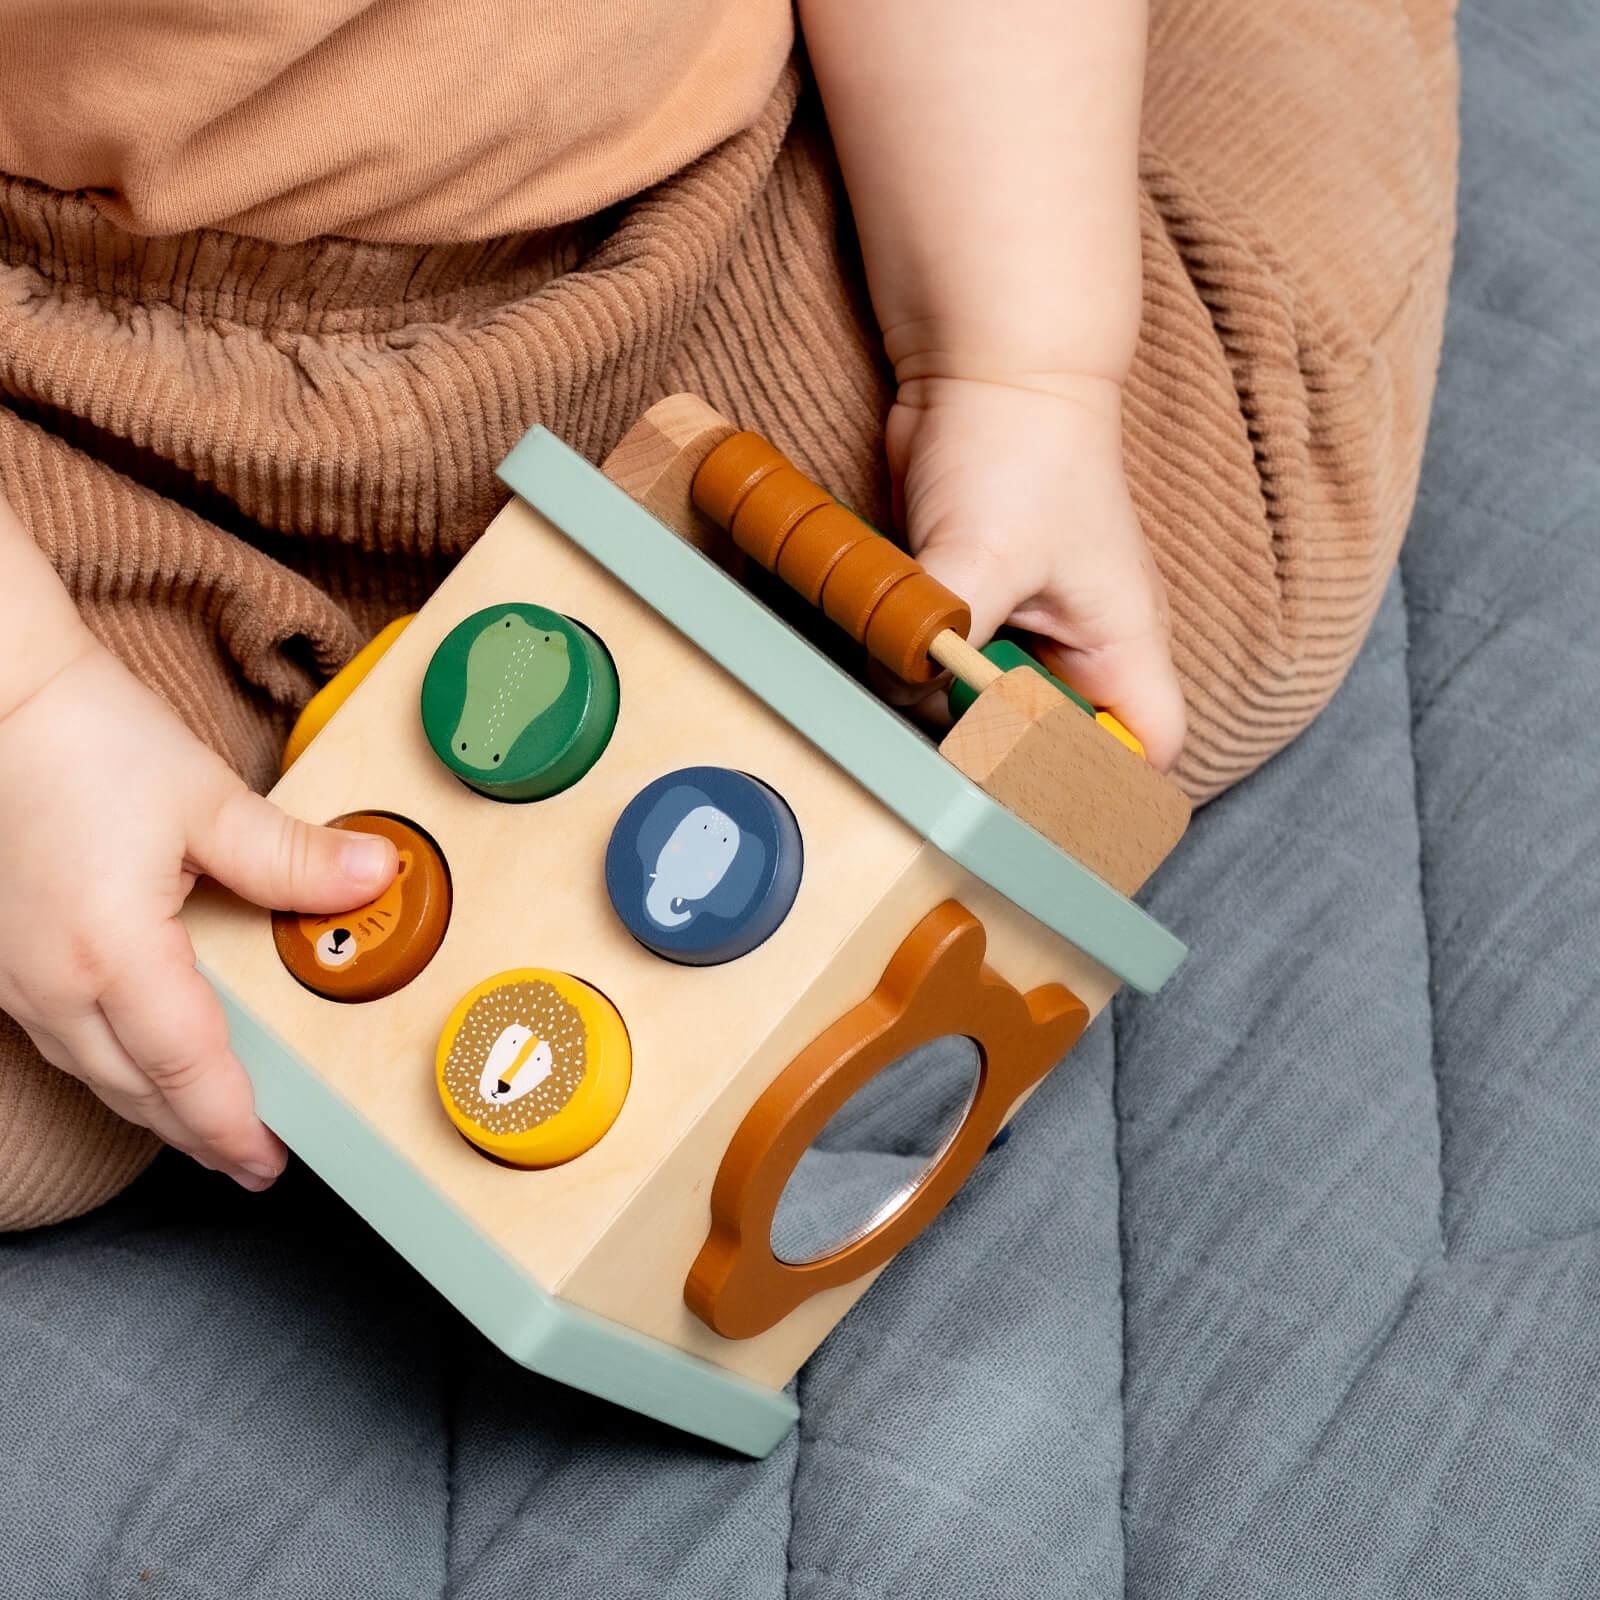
[769, 1035, 982, 1265]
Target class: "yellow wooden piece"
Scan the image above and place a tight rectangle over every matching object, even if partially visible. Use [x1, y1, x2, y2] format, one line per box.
[435, 968, 632, 1168]
[281, 614, 417, 774]
[1095, 710, 1145, 758]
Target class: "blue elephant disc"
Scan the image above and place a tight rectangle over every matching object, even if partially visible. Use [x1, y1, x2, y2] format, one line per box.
[604, 767, 803, 965]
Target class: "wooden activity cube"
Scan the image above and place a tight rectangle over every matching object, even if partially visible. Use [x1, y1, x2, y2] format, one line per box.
[184, 398, 1190, 1457]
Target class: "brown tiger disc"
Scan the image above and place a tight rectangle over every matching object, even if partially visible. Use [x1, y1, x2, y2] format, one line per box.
[272, 812, 452, 1003]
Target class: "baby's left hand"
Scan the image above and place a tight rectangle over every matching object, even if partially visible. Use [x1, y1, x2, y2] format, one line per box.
[887, 373, 1186, 773]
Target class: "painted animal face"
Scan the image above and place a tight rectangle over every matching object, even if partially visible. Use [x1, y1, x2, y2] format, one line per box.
[476, 1023, 556, 1104]
[645, 804, 743, 929]
[297, 851, 413, 969]
[450, 614, 571, 770]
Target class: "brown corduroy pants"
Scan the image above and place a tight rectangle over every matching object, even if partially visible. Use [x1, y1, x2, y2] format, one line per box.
[0, 0, 1459, 1229]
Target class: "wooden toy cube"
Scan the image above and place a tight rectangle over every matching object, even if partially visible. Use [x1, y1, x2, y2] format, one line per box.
[183, 398, 1189, 1456]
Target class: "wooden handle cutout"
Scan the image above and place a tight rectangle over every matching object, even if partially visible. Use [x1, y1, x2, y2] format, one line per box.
[684, 901, 1089, 1339]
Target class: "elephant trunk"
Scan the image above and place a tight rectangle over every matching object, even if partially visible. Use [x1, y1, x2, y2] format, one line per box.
[646, 876, 691, 928]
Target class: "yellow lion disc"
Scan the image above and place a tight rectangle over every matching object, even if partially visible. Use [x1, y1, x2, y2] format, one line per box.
[435, 968, 631, 1168]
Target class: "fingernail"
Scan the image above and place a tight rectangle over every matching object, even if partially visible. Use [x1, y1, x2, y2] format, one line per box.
[237, 1160, 281, 1187]
[341, 835, 391, 885]
[232, 1169, 273, 1192]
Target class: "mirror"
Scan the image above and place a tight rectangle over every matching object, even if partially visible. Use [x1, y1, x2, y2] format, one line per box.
[769, 1035, 983, 1265]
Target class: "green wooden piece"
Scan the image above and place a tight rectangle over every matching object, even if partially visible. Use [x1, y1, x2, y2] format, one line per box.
[203, 965, 799, 1457]
[946, 639, 1096, 721]
[421, 602, 618, 801]
[495, 428, 1186, 995]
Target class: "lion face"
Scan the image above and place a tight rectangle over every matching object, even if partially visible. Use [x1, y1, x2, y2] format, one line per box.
[297, 850, 413, 970]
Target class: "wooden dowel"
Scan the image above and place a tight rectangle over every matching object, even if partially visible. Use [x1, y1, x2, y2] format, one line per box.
[927, 630, 1003, 694]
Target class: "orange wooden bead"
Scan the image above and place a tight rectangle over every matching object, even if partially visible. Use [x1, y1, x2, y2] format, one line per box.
[691, 431, 786, 527]
[728, 466, 833, 569]
[819, 538, 917, 641]
[773, 502, 875, 605]
[862, 573, 972, 683]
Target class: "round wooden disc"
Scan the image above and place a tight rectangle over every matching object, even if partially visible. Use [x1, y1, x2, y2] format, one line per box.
[435, 968, 632, 1168]
[420, 603, 619, 801]
[604, 767, 804, 965]
[272, 812, 452, 1003]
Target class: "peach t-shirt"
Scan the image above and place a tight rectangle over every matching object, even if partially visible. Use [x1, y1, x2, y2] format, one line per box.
[0, 0, 793, 243]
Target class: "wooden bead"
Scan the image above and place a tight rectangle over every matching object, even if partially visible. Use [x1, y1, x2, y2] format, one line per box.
[272, 812, 452, 1003]
[772, 502, 875, 605]
[817, 538, 916, 640]
[692, 431, 786, 527]
[862, 574, 972, 684]
[728, 466, 833, 570]
[946, 638, 1093, 721]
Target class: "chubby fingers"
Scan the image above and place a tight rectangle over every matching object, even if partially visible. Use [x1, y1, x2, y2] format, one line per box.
[97, 957, 286, 1186]
[1033, 624, 1187, 773]
[189, 781, 396, 913]
[914, 529, 1187, 771]
[86, 919, 287, 1186]
[912, 526, 1034, 654]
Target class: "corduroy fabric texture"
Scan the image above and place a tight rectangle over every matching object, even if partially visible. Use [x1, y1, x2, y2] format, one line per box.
[0, 0, 1458, 1231]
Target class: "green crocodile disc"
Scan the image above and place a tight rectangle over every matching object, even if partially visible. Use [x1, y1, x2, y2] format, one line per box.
[421, 603, 619, 800]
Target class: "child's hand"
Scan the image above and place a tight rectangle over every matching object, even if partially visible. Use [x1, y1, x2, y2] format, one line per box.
[0, 644, 397, 1190]
[888, 374, 1187, 772]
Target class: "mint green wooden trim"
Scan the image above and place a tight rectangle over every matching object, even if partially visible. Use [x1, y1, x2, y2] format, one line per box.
[497, 429, 1186, 995]
[203, 966, 798, 1458]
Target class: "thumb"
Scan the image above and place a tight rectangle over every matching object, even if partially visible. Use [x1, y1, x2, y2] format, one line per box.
[913, 531, 1030, 651]
[190, 785, 398, 913]
[1034, 631, 1189, 774]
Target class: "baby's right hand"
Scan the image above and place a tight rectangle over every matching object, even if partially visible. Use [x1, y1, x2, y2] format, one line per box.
[0, 643, 397, 1190]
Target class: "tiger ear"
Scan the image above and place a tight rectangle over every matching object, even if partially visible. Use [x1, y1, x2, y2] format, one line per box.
[395, 849, 413, 880]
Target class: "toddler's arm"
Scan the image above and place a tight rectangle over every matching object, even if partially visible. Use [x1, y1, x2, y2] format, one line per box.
[796, 0, 1186, 769]
[0, 490, 397, 1189]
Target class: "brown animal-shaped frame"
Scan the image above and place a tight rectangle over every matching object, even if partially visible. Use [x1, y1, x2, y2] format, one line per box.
[685, 900, 1091, 1339]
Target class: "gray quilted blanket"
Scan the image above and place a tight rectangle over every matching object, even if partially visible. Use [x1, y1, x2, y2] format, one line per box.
[4, 0, 1598, 1592]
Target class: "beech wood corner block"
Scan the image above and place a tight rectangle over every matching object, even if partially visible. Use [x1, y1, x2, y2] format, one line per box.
[598, 394, 740, 566]
[939, 668, 1190, 896]
[684, 900, 1088, 1340]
